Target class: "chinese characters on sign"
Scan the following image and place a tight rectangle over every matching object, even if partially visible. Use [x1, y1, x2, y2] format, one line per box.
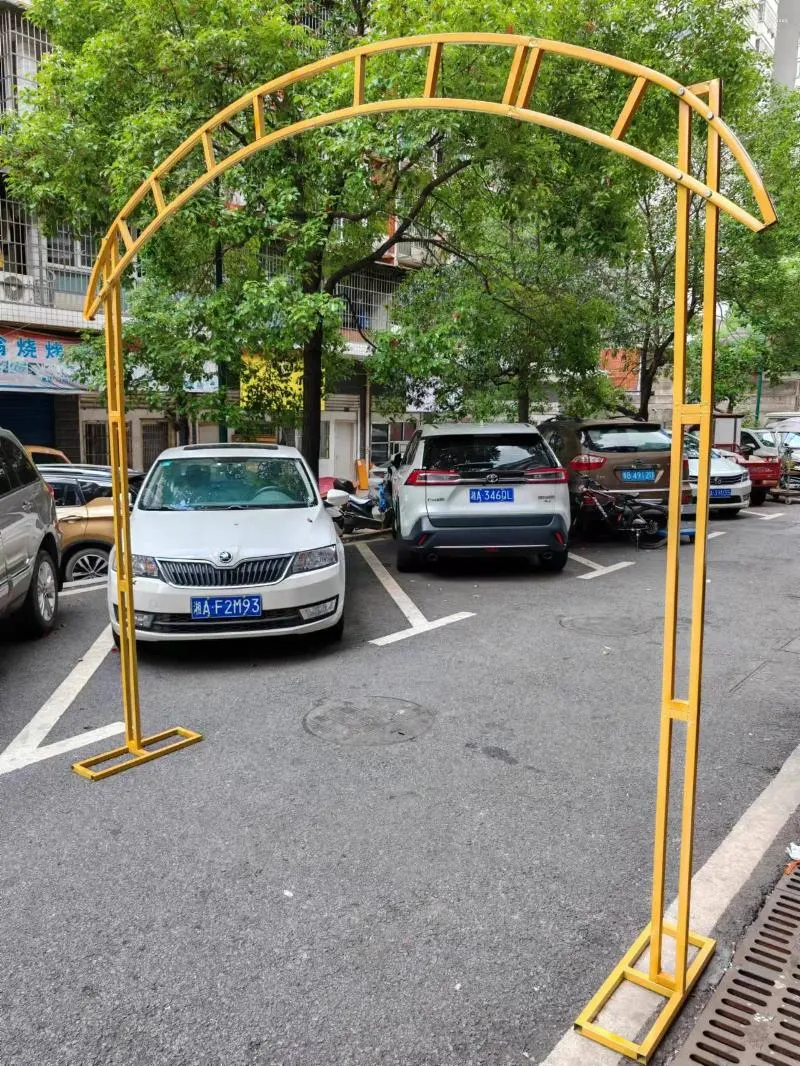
[0, 331, 77, 390]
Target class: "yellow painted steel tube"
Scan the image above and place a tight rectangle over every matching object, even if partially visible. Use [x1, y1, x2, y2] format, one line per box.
[650, 96, 693, 982]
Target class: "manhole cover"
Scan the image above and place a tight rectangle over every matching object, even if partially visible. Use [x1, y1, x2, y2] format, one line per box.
[303, 697, 434, 747]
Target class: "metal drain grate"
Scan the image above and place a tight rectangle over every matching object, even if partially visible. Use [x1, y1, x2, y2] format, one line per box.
[674, 866, 800, 1066]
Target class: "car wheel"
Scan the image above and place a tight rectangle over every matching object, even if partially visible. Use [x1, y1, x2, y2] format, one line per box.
[19, 549, 58, 638]
[539, 549, 569, 573]
[65, 545, 110, 582]
[396, 543, 421, 572]
[112, 629, 121, 649]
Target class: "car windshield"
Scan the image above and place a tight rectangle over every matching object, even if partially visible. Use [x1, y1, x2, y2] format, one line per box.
[582, 425, 672, 453]
[138, 456, 317, 511]
[422, 433, 554, 472]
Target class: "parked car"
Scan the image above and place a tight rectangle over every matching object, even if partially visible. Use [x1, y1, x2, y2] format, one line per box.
[0, 427, 61, 637]
[107, 443, 345, 643]
[25, 445, 72, 465]
[681, 436, 751, 514]
[538, 417, 687, 509]
[38, 463, 146, 497]
[389, 423, 570, 572]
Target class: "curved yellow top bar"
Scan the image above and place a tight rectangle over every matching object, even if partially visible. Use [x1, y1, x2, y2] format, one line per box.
[84, 32, 777, 319]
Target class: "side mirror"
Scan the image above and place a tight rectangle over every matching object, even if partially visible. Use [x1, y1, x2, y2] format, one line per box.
[326, 488, 349, 507]
[391, 452, 403, 470]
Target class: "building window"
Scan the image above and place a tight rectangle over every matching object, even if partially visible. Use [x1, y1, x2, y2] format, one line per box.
[336, 269, 400, 333]
[141, 420, 170, 469]
[319, 420, 330, 460]
[0, 6, 49, 114]
[0, 175, 29, 276]
[83, 421, 133, 467]
[370, 420, 415, 465]
[83, 422, 108, 465]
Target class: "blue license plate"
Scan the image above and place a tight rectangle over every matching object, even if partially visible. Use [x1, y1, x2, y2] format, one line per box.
[620, 469, 656, 483]
[710, 487, 731, 498]
[469, 487, 514, 503]
[190, 595, 262, 620]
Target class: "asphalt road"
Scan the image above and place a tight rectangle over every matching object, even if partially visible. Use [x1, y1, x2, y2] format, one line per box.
[1, 503, 799, 1066]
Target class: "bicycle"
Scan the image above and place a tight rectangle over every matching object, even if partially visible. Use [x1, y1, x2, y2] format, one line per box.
[571, 476, 669, 549]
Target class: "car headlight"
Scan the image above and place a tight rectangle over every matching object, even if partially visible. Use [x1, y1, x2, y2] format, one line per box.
[291, 544, 338, 573]
[132, 554, 160, 578]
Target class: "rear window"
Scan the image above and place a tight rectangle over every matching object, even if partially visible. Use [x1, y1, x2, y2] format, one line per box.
[582, 425, 671, 453]
[422, 433, 555, 473]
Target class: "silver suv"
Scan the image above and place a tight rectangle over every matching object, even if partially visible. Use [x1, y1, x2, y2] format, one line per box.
[0, 428, 61, 637]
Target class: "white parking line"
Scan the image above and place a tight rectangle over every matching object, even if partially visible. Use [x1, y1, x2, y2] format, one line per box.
[370, 613, 475, 646]
[61, 577, 107, 598]
[741, 509, 785, 520]
[354, 542, 475, 644]
[707, 530, 726, 539]
[0, 626, 123, 775]
[354, 542, 426, 627]
[569, 552, 603, 571]
[541, 730, 800, 1065]
[577, 561, 636, 580]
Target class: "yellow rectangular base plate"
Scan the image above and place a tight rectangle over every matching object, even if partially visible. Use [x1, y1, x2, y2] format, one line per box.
[71, 727, 203, 781]
[574, 922, 715, 1063]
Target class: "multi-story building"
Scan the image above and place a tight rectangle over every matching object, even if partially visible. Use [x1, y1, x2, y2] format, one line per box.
[0, 0, 422, 477]
[773, 0, 800, 87]
[749, 0, 780, 58]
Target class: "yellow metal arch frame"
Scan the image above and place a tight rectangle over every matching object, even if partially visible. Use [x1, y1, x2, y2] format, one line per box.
[75, 33, 776, 1064]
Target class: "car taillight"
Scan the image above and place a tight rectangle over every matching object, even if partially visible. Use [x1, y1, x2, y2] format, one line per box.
[524, 467, 568, 483]
[569, 454, 606, 472]
[405, 468, 461, 486]
[46, 484, 54, 496]
[683, 458, 689, 478]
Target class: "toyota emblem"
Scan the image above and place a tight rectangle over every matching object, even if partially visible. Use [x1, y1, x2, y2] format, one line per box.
[218, 550, 232, 563]
[486, 473, 499, 484]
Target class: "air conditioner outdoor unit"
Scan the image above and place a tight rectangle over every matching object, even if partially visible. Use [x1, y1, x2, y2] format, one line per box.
[1, 273, 26, 302]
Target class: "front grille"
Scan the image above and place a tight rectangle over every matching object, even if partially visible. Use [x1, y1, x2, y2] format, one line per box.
[157, 555, 292, 588]
[712, 473, 744, 485]
[150, 606, 305, 634]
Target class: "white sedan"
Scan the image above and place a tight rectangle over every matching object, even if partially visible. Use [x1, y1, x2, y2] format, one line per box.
[108, 444, 345, 642]
[683, 439, 751, 514]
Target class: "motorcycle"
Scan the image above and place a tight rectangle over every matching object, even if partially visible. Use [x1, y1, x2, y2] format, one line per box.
[325, 474, 394, 534]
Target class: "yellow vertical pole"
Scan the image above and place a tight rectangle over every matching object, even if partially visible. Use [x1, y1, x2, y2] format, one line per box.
[103, 247, 143, 751]
[649, 97, 692, 982]
[673, 79, 721, 993]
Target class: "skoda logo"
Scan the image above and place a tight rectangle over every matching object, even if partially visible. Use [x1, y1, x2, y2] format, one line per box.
[486, 473, 499, 484]
[218, 550, 232, 563]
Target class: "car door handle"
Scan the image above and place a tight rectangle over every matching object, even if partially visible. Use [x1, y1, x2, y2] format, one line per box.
[58, 515, 83, 523]
[21, 500, 34, 512]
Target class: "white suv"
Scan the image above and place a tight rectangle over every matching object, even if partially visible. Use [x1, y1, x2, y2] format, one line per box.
[389, 423, 570, 572]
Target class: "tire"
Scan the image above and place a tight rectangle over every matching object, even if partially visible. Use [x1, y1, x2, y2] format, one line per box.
[396, 543, 422, 572]
[19, 549, 58, 638]
[112, 629, 121, 649]
[64, 545, 110, 583]
[539, 549, 569, 573]
[750, 488, 766, 507]
[629, 507, 668, 547]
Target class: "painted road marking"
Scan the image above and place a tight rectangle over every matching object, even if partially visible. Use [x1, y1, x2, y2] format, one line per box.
[541, 733, 800, 1065]
[577, 560, 636, 581]
[569, 552, 603, 571]
[707, 530, 726, 539]
[354, 542, 474, 644]
[0, 627, 123, 775]
[742, 509, 785, 520]
[370, 613, 475, 646]
[61, 577, 108, 598]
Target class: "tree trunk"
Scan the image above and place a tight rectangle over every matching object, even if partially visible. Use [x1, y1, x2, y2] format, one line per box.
[302, 322, 324, 478]
[517, 364, 530, 423]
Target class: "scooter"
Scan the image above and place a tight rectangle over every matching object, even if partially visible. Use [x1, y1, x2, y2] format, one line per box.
[325, 476, 393, 534]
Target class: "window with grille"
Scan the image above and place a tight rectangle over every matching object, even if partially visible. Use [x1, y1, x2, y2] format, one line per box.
[83, 422, 133, 467]
[336, 270, 400, 332]
[141, 421, 170, 469]
[0, 176, 29, 275]
[0, 6, 49, 114]
[47, 226, 75, 267]
[370, 420, 415, 466]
